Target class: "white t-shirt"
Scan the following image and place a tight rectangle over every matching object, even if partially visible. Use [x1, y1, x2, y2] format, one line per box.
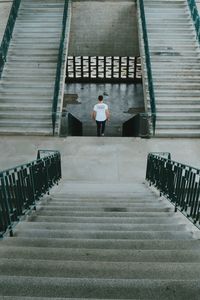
[93, 103, 108, 121]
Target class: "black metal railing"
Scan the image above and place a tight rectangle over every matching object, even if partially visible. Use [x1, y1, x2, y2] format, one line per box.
[52, 0, 69, 135]
[0, 150, 61, 237]
[138, 0, 156, 134]
[146, 152, 200, 227]
[188, 0, 200, 42]
[0, 0, 21, 78]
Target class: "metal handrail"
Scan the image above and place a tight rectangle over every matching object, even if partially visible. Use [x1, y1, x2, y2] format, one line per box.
[188, 0, 200, 42]
[138, 0, 156, 135]
[0, 150, 61, 237]
[146, 152, 200, 228]
[52, 0, 69, 135]
[0, 0, 21, 78]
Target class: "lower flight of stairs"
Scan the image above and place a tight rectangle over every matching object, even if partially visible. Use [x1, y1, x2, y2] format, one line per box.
[0, 0, 65, 135]
[142, 0, 200, 137]
[0, 182, 200, 299]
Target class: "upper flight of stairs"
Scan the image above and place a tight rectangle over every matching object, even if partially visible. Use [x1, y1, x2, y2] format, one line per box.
[142, 0, 200, 137]
[0, 181, 200, 299]
[0, 0, 65, 135]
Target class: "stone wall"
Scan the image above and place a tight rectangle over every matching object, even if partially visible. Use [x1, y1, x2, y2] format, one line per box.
[68, 0, 139, 57]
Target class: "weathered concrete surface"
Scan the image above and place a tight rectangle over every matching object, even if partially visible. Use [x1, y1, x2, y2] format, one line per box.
[0, 0, 12, 43]
[0, 136, 200, 182]
[65, 82, 144, 124]
[68, 0, 139, 56]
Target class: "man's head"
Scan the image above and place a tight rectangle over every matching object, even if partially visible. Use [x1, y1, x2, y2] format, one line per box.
[98, 95, 103, 102]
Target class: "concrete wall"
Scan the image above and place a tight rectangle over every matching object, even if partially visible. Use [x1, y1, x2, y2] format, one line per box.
[0, 0, 13, 43]
[68, 0, 139, 57]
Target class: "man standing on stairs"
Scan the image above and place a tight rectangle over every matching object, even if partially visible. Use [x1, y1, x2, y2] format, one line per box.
[92, 95, 110, 136]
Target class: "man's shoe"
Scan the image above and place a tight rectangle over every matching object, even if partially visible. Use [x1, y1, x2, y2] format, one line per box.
[101, 133, 104, 136]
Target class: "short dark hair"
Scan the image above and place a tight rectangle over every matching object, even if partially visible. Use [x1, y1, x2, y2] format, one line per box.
[98, 95, 103, 101]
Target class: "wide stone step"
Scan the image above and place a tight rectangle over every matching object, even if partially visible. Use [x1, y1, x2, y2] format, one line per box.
[150, 76, 200, 82]
[156, 121, 200, 129]
[13, 228, 195, 240]
[151, 65, 200, 71]
[155, 96, 200, 102]
[36, 205, 172, 213]
[17, 221, 186, 232]
[149, 45, 199, 51]
[155, 90, 200, 96]
[0, 87, 53, 96]
[16, 24, 62, 29]
[148, 33, 195, 39]
[10, 40, 60, 46]
[15, 21, 62, 27]
[155, 129, 200, 137]
[0, 81, 54, 88]
[156, 107, 200, 114]
[35, 210, 177, 218]
[0, 297, 120, 300]
[1, 76, 55, 83]
[29, 215, 186, 225]
[1, 258, 200, 280]
[0, 112, 51, 120]
[0, 120, 52, 128]
[0, 276, 199, 299]
[0, 127, 53, 136]
[147, 25, 193, 31]
[156, 113, 200, 120]
[0, 95, 53, 102]
[7, 52, 58, 60]
[153, 83, 200, 90]
[5, 62, 56, 68]
[0, 104, 51, 111]
[8, 49, 58, 56]
[149, 40, 197, 46]
[37, 205, 173, 216]
[2, 237, 199, 250]
[1, 246, 200, 263]
[7, 55, 58, 62]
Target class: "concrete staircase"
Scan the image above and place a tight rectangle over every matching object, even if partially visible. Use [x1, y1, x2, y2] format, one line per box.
[0, 0, 65, 135]
[0, 181, 200, 298]
[142, 0, 200, 137]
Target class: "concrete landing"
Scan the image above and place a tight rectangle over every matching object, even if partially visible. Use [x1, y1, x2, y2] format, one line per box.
[0, 136, 200, 181]
[64, 83, 144, 127]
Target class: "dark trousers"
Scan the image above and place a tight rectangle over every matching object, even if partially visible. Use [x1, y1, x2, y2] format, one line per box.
[96, 120, 106, 136]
